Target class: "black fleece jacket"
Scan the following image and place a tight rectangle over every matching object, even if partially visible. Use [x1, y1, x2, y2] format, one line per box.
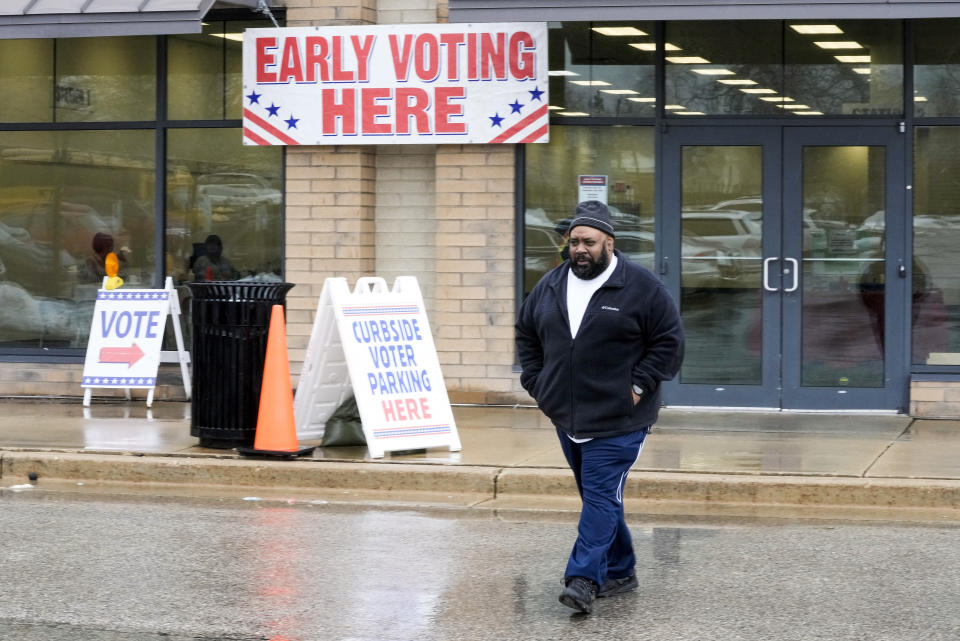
[515, 250, 684, 439]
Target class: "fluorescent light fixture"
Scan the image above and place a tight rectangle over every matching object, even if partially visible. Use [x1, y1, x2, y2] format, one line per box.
[740, 88, 778, 94]
[664, 105, 686, 110]
[629, 42, 681, 51]
[915, 96, 928, 102]
[600, 89, 640, 95]
[718, 79, 758, 85]
[794, 111, 824, 115]
[777, 104, 811, 109]
[853, 67, 872, 74]
[692, 68, 736, 75]
[211, 33, 244, 41]
[790, 24, 843, 34]
[570, 80, 612, 86]
[675, 111, 706, 115]
[557, 111, 590, 116]
[835, 55, 871, 63]
[627, 97, 656, 103]
[548, 105, 565, 110]
[760, 96, 795, 102]
[667, 56, 710, 64]
[814, 41, 863, 50]
[592, 27, 648, 36]
[548, 70, 579, 76]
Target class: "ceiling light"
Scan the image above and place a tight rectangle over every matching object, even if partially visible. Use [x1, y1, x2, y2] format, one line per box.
[548, 105, 565, 110]
[794, 111, 824, 115]
[548, 70, 579, 76]
[675, 111, 706, 115]
[790, 24, 843, 34]
[692, 68, 736, 75]
[664, 105, 686, 110]
[740, 88, 777, 94]
[835, 55, 871, 63]
[211, 33, 243, 41]
[629, 42, 681, 51]
[814, 41, 863, 49]
[557, 111, 590, 116]
[853, 67, 871, 74]
[777, 104, 811, 109]
[592, 26, 648, 36]
[600, 89, 640, 94]
[718, 79, 758, 85]
[667, 56, 710, 64]
[760, 96, 795, 102]
[627, 97, 656, 102]
[915, 96, 928, 102]
[569, 80, 611, 86]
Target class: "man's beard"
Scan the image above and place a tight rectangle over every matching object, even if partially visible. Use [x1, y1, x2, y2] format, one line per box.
[570, 245, 610, 280]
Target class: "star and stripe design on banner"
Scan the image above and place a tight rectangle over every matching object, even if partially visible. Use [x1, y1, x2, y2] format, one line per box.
[485, 85, 548, 144]
[244, 90, 303, 146]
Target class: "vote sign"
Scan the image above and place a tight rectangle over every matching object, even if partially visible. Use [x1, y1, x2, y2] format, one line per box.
[82, 290, 171, 389]
[242, 22, 549, 146]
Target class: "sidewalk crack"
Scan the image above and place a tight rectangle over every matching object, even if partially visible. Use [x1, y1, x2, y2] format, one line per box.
[861, 419, 913, 478]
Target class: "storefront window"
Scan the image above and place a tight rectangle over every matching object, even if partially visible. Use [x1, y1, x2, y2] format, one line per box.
[168, 21, 250, 120]
[548, 22, 656, 117]
[0, 130, 155, 348]
[0, 40, 53, 123]
[914, 19, 960, 117]
[166, 129, 283, 286]
[666, 21, 782, 116]
[912, 127, 960, 365]
[523, 126, 654, 296]
[56, 37, 157, 122]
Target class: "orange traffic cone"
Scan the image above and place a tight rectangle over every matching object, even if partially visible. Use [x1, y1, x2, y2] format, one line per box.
[237, 305, 315, 458]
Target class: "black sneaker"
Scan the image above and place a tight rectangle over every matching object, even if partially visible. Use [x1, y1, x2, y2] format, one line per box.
[598, 574, 638, 598]
[559, 576, 598, 613]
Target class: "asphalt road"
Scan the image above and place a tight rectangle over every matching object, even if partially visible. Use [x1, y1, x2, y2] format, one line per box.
[1, 488, 959, 641]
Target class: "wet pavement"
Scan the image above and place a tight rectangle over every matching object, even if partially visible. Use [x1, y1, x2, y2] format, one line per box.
[1, 491, 959, 641]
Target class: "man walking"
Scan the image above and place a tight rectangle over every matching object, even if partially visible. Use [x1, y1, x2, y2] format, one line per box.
[515, 200, 684, 614]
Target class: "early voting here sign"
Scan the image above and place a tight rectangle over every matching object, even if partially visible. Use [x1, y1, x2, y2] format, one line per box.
[82, 290, 171, 390]
[295, 277, 460, 458]
[242, 22, 548, 145]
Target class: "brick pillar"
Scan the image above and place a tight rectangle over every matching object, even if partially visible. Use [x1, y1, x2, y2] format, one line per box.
[434, 145, 521, 404]
[283, 1, 378, 376]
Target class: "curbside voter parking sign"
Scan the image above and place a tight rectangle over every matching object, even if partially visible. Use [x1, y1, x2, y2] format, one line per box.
[82, 290, 171, 389]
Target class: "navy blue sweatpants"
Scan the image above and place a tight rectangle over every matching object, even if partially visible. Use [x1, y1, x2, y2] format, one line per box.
[556, 426, 648, 587]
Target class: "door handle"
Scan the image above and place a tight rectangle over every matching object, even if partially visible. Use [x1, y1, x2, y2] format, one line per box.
[784, 257, 799, 293]
[763, 257, 779, 292]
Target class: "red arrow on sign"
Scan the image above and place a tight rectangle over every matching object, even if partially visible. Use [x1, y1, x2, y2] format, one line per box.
[99, 343, 145, 368]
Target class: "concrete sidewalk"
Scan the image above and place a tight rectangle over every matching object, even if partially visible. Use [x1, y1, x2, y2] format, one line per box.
[1, 400, 959, 521]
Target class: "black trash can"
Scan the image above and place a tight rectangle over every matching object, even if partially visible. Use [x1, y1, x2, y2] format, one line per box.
[188, 281, 294, 449]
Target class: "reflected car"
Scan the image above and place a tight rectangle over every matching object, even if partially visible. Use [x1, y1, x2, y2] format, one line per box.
[524, 225, 563, 292]
[194, 173, 282, 210]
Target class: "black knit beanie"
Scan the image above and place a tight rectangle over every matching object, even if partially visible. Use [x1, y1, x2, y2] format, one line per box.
[568, 200, 615, 238]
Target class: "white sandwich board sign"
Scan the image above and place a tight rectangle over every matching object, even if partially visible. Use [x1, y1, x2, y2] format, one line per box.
[81, 277, 191, 407]
[294, 276, 461, 459]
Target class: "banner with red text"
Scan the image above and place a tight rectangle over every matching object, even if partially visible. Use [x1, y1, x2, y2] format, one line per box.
[242, 22, 548, 145]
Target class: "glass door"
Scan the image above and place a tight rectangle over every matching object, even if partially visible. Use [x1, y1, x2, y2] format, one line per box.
[662, 127, 783, 407]
[781, 127, 906, 409]
[662, 126, 907, 410]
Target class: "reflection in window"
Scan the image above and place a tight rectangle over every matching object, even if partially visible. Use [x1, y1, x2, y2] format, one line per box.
[523, 126, 654, 295]
[0, 131, 155, 348]
[56, 37, 157, 122]
[168, 21, 251, 120]
[913, 127, 960, 365]
[166, 128, 283, 287]
[0, 39, 53, 123]
[679, 146, 763, 385]
[548, 23, 656, 117]
[914, 20, 960, 117]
